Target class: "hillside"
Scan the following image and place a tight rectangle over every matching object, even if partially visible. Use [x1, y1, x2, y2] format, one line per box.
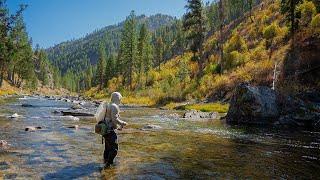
[46, 14, 176, 74]
[85, 0, 320, 111]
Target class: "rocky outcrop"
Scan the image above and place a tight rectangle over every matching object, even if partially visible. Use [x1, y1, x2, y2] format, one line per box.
[226, 83, 320, 129]
[226, 83, 279, 125]
[276, 92, 320, 129]
[183, 110, 219, 119]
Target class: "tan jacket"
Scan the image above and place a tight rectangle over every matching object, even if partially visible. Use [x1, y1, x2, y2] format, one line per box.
[104, 103, 126, 129]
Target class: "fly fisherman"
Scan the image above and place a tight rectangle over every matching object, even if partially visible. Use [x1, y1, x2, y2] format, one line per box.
[95, 92, 127, 169]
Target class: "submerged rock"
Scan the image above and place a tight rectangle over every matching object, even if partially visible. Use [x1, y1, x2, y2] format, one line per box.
[67, 125, 79, 129]
[60, 116, 80, 121]
[61, 111, 94, 117]
[22, 104, 34, 107]
[226, 83, 279, 125]
[0, 161, 10, 170]
[141, 124, 162, 130]
[183, 110, 218, 119]
[25, 126, 42, 131]
[52, 110, 61, 114]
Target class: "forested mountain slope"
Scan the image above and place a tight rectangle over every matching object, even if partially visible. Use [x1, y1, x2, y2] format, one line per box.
[46, 14, 176, 74]
[85, 0, 320, 108]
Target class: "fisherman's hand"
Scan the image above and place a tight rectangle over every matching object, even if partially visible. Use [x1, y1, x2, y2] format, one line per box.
[121, 122, 128, 126]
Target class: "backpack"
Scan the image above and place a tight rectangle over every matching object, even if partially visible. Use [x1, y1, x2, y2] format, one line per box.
[94, 103, 111, 136]
[94, 120, 109, 136]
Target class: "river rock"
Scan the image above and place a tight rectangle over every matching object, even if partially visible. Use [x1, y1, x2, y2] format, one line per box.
[9, 113, 21, 118]
[67, 125, 79, 129]
[25, 126, 42, 131]
[141, 124, 162, 130]
[22, 104, 33, 107]
[71, 104, 82, 110]
[183, 110, 218, 119]
[52, 110, 61, 114]
[0, 140, 8, 147]
[226, 83, 279, 125]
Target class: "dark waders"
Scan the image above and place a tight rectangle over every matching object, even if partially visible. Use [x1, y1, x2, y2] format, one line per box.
[103, 130, 118, 166]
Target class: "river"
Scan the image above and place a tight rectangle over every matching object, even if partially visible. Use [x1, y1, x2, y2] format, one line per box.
[0, 96, 319, 179]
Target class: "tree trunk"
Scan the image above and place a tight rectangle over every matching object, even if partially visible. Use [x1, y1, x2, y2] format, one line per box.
[219, 0, 224, 74]
[290, 0, 295, 39]
[0, 72, 3, 88]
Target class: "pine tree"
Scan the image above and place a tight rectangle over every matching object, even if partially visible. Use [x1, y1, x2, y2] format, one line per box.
[183, 0, 206, 77]
[173, 21, 186, 55]
[52, 67, 61, 88]
[37, 50, 49, 86]
[218, 0, 225, 74]
[0, 1, 26, 87]
[137, 24, 147, 76]
[154, 37, 163, 71]
[105, 54, 115, 86]
[97, 45, 106, 89]
[119, 11, 138, 89]
[137, 23, 153, 87]
[281, 0, 303, 37]
[10, 15, 34, 88]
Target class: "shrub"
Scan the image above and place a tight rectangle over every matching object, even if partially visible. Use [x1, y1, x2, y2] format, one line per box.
[224, 51, 248, 70]
[263, 23, 279, 40]
[250, 44, 269, 61]
[298, 0, 317, 26]
[204, 63, 219, 74]
[146, 70, 160, 86]
[224, 33, 248, 53]
[263, 23, 280, 49]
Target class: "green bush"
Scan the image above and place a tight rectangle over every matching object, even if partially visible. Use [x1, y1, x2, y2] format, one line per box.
[224, 33, 247, 53]
[224, 51, 248, 70]
[298, 0, 317, 26]
[263, 23, 280, 49]
[263, 23, 279, 40]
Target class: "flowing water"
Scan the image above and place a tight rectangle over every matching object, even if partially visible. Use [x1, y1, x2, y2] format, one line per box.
[0, 96, 320, 179]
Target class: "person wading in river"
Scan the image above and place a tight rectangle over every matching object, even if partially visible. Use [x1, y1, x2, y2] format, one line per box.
[95, 92, 127, 169]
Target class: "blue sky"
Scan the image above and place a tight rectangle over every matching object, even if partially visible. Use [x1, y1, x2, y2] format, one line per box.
[8, 0, 213, 49]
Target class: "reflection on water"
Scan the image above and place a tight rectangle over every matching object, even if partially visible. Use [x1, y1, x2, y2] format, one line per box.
[0, 97, 319, 179]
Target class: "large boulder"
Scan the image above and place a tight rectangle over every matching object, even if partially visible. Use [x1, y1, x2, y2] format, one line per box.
[226, 83, 279, 125]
